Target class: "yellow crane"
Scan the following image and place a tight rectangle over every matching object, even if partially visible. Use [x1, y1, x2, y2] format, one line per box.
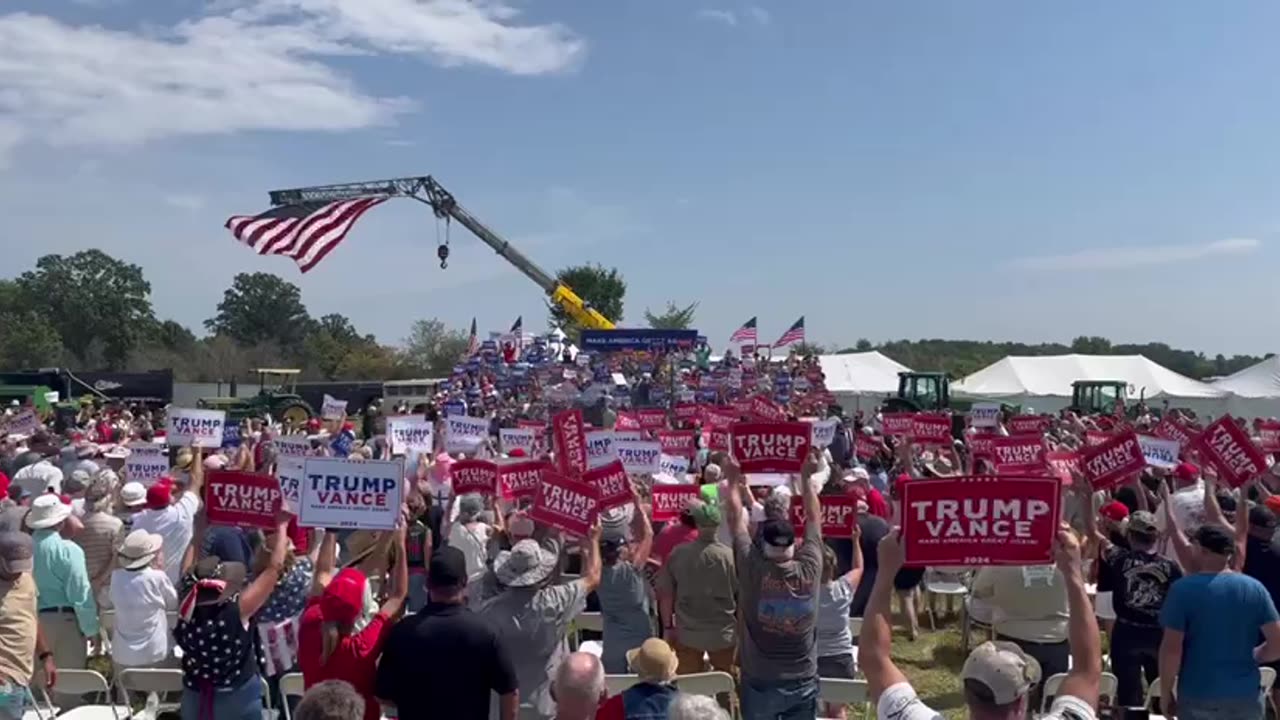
[266, 176, 616, 331]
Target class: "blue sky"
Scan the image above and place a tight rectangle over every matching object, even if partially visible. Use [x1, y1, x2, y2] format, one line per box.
[2, 1, 1279, 356]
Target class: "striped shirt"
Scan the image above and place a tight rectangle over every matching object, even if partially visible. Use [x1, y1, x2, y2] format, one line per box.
[74, 511, 124, 597]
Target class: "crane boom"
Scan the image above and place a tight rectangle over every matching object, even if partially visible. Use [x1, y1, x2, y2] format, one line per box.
[267, 176, 615, 330]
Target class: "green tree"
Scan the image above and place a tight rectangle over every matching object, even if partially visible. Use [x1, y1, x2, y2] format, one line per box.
[402, 318, 470, 377]
[206, 273, 312, 351]
[0, 311, 63, 368]
[151, 320, 198, 353]
[549, 264, 626, 341]
[15, 250, 156, 369]
[643, 301, 698, 330]
[303, 313, 377, 379]
[854, 338, 873, 351]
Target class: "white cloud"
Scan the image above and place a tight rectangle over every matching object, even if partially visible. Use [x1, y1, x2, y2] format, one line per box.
[0, 2, 584, 154]
[1007, 237, 1261, 271]
[746, 6, 771, 25]
[696, 9, 738, 26]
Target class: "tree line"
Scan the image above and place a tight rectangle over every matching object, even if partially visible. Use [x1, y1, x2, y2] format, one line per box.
[0, 250, 1263, 382]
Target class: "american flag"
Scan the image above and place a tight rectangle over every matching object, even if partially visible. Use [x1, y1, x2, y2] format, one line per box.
[729, 317, 758, 345]
[772, 316, 805, 348]
[510, 316, 523, 352]
[466, 317, 479, 358]
[225, 197, 386, 273]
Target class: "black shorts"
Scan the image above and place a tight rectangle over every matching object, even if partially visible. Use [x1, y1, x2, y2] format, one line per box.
[894, 567, 925, 591]
[817, 653, 856, 680]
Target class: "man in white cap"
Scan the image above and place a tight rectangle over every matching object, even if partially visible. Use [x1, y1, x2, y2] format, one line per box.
[860, 526, 1101, 719]
[27, 495, 99, 708]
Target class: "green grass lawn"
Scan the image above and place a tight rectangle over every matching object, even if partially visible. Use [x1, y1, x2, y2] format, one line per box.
[886, 624, 969, 719]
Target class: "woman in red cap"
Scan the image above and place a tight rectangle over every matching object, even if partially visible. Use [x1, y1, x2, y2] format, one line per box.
[298, 524, 408, 720]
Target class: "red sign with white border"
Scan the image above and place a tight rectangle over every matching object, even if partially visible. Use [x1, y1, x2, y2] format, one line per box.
[583, 460, 632, 512]
[1080, 429, 1144, 491]
[658, 430, 697, 459]
[498, 460, 547, 501]
[531, 467, 599, 537]
[911, 414, 952, 446]
[882, 413, 914, 437]
[651, 485, 701, 522]
[552, 408, 588, 477]
[1195, 416, 1269, 488]
[901, 475, 1060, 567]
[1008, 415, 1052, 435]
[990, 435, 1048, 475]
[452, 459, 498, 496]
[789, 495, 860, 538]
[730, 421, 811, 473]
[750, 395, 787, 423]
[205, 470, 283, 530]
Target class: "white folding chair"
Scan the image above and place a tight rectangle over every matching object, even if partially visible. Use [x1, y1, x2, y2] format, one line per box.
[1040, 673, 1067, 714]
[847, 617, 862, 669]
[604, 674, 641, 696]
[819, 677, 868, 706]
[573, 611, 603, 649]
[673, 671, 734, 699]
[50, 669, 130, 720]
[923, 567, 969, 630]
[279, 673, 306, 720]
[1261, 666, 1278, 718]
[115, 668, 184, 713]
[1144, 677, 1165, 711]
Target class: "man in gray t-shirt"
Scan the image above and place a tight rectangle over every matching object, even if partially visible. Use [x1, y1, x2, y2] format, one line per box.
[725, 452, 824, 719]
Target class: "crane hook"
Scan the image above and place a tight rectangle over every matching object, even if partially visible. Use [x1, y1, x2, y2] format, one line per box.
[437, 243, 449, 270]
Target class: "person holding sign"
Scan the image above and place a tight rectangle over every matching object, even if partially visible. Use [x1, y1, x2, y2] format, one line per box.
[860, 526, 1102, 720]
[172, 511, 293, 720]
[479, 521, 603, 720]
[724, 449, 824, 720]
[597, 485, 655, 674]
[816, 515, 863, 720]
[299, 527, 409, 720]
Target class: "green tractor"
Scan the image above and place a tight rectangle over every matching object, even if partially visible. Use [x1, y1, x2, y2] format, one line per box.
[0, 384, 58, 414]
[883, 372, 954, 413]
[198, 368, 315, 425]
[1069, 380, 1131, 416]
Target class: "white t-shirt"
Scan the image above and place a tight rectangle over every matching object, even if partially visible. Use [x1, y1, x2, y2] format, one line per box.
[108, 567, 178, 667]
[132, 492, 201, 585]
[877, 682, 1096, 720]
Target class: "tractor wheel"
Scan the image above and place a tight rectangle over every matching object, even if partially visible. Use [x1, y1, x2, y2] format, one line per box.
[273, 399, 314, 426]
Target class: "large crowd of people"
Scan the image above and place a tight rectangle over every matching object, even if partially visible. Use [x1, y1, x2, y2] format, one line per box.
[1, 337, 1280, 720]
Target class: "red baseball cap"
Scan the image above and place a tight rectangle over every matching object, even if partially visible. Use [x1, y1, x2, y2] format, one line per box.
[320, 568, 367, 625]
[145, 482, 172, 511]
[1175, 462, 1199, 482]
[1099, 501, 1130, 523]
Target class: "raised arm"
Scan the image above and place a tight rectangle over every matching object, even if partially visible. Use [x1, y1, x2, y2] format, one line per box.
[578, 520, 603, 593]
[842, 512, 864, 589]
[1053, 525, 1102, 709]
[1233, 485, 1250, 572]
[310, 530, 338, 597]
[628, 483, 653, 569]
[722, 459, 750, 544]
[378, 525, 409, 618]
[1159, 483, 1194, 571]
[859, 529, 911, 702]
[800, 449, 821, 540]
[239, 513, 290, 622]
[186, 446, 205, 499]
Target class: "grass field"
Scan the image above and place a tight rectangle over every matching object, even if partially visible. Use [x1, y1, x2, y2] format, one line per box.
[886, 623, 969, 720]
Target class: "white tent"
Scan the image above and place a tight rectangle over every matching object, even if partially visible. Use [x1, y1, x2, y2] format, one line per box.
[818, 352, 912, 412]
[1212, 356, 1280, 418]
[953, 354, 1232, 417]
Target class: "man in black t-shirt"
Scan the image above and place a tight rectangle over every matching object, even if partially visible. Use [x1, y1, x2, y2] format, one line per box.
[1243, 504, 1280, 707]
[1098, 510, 1182, 707]
[376, 546, 518, 719]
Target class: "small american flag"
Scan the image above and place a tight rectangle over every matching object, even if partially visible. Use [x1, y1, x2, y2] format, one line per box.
[225, 197, 386, 273]
[511, 316, 523, 352]
[772, 316, 805, 348]
[729, 317, 758, 345]
[466, 317, 479, 358]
